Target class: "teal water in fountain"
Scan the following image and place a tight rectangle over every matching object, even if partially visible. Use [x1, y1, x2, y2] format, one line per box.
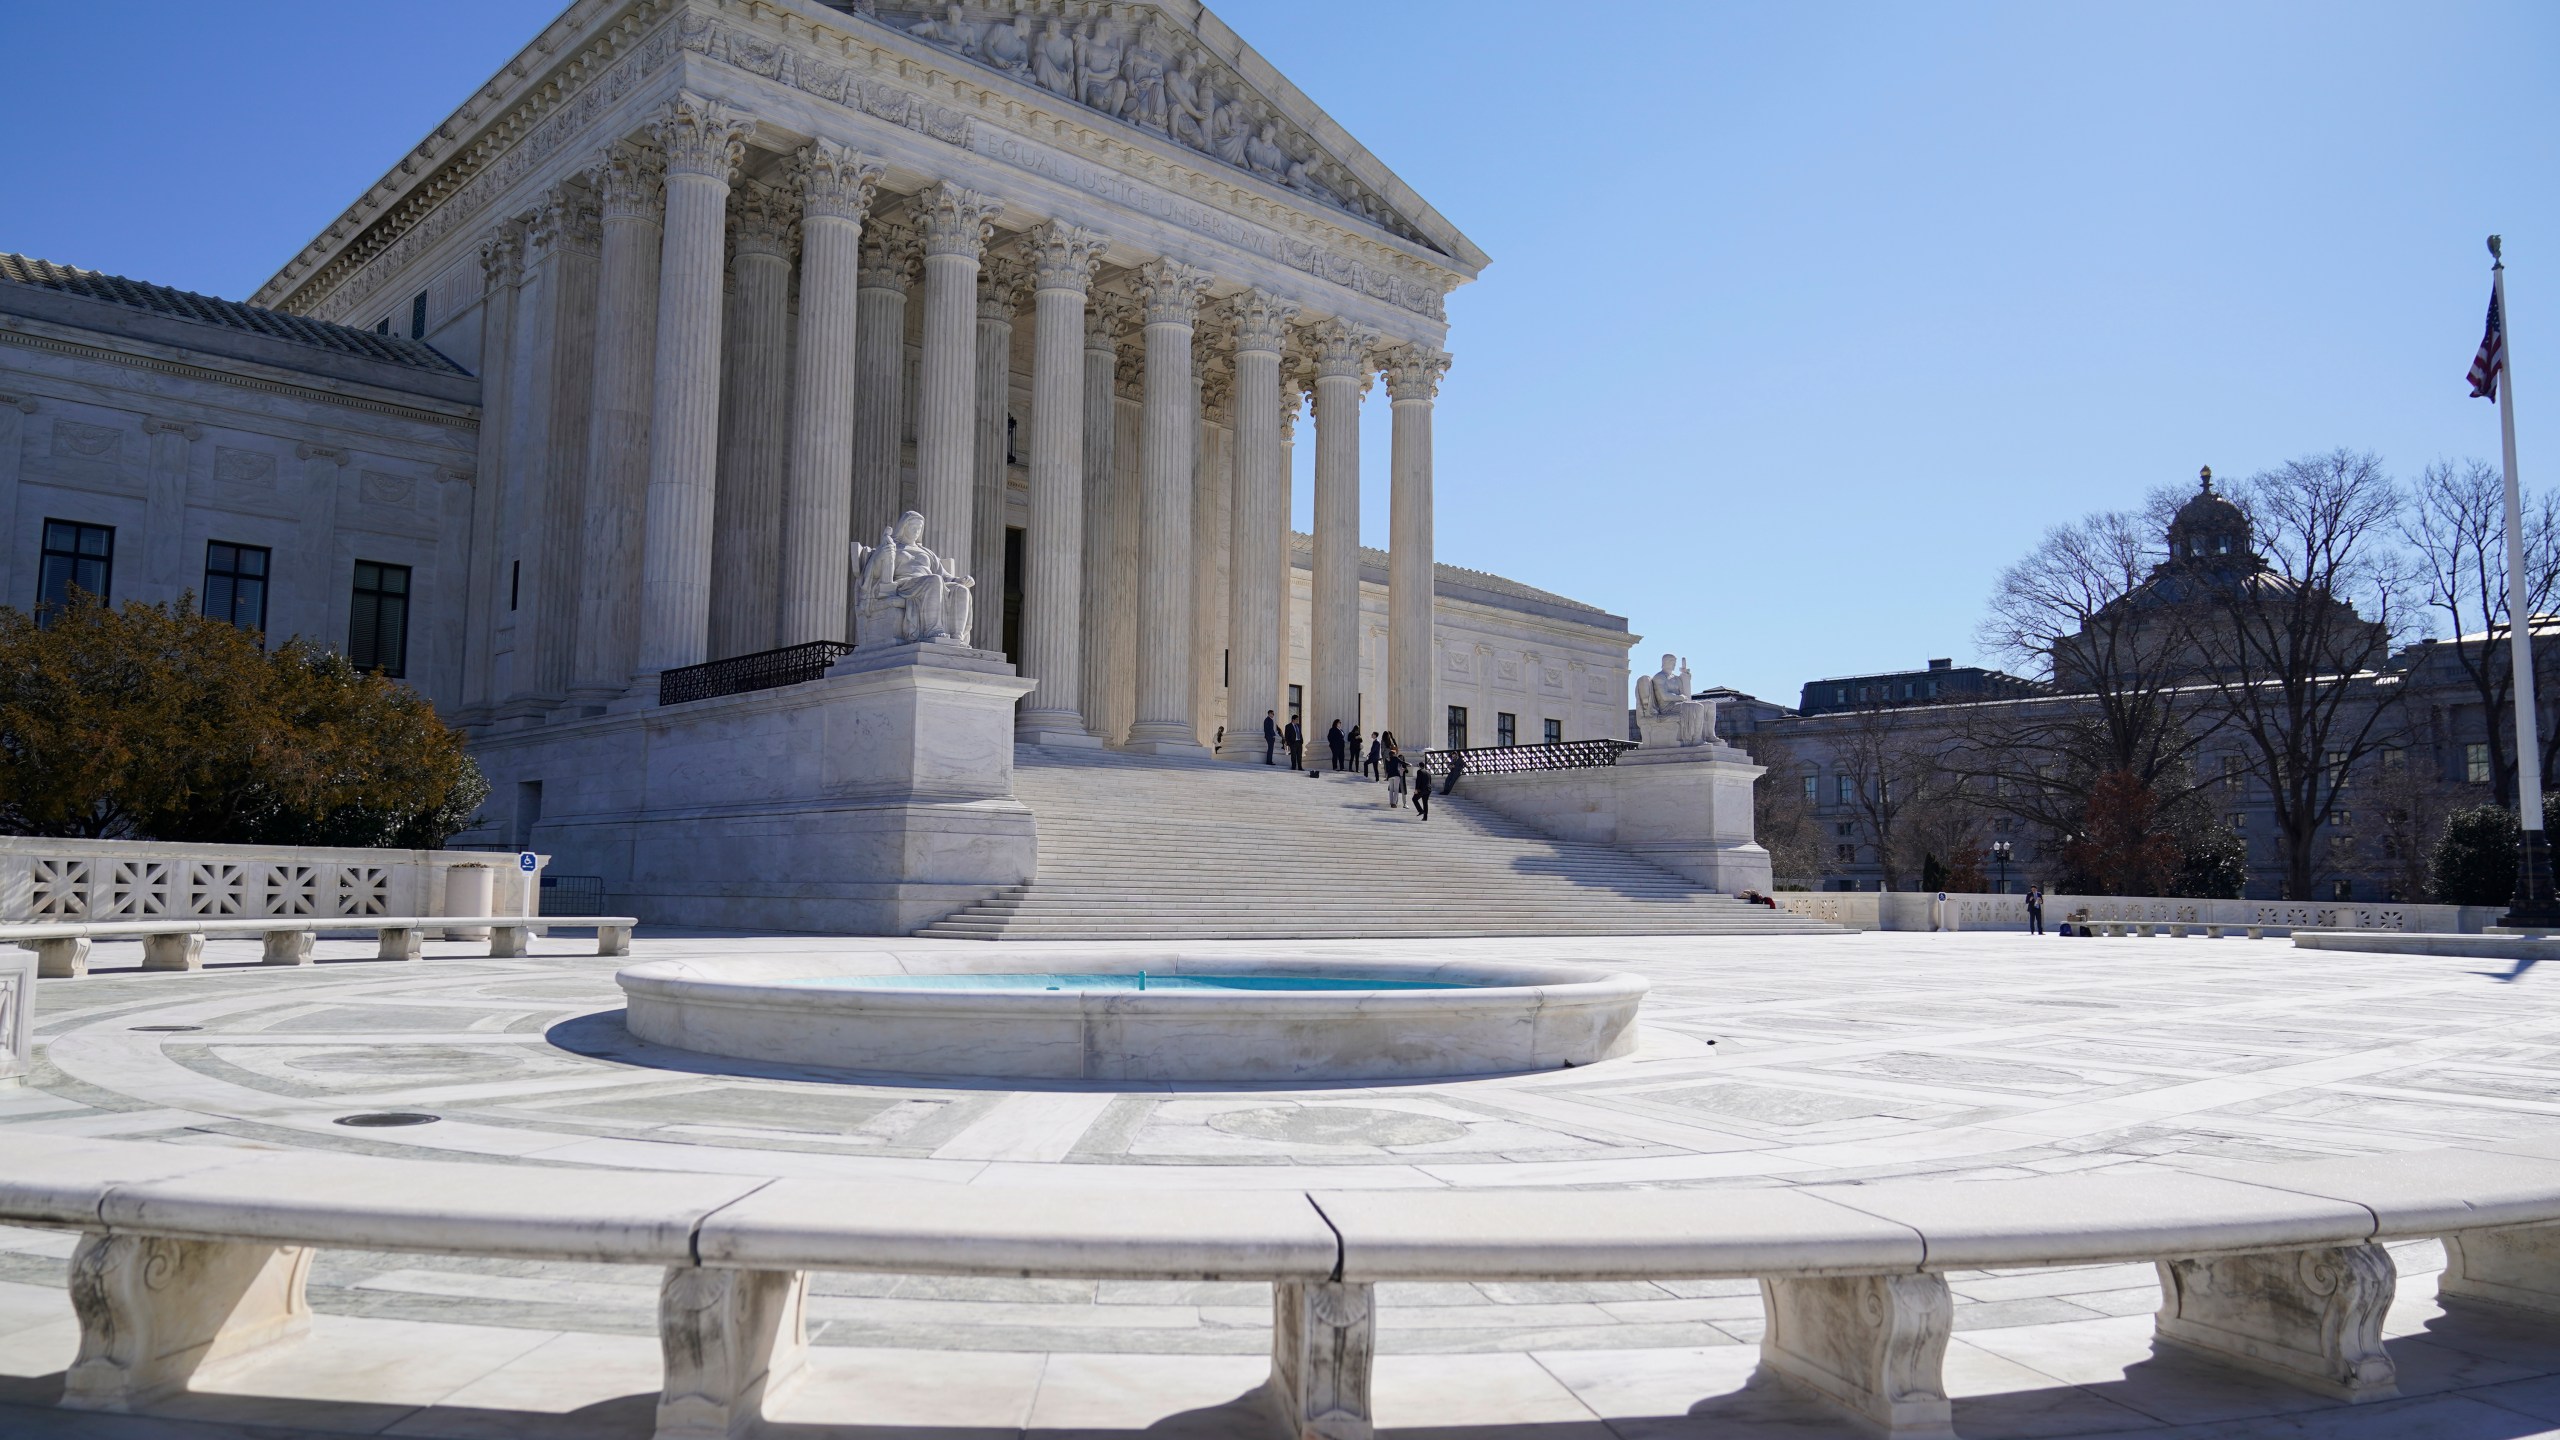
[799, 973, 1470, 992]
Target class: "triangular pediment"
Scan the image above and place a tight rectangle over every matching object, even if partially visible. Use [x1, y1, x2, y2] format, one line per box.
[838, 0, 1483, 271]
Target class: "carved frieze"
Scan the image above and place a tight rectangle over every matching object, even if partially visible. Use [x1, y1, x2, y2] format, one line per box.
[864, 2, 1424, 247]
[213, 447, 278, 490]
[50, 419, 123, 461]
[360, 471, 417, 508]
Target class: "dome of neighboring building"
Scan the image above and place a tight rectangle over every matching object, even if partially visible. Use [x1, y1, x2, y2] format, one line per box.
[2167, 466, 2250, 562]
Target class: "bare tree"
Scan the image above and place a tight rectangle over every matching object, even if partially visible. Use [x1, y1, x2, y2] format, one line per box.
[2398, 457, 2560, 807]
[1740, 734, 1826, 886]
[1831, 704, 1945, 889]
[2200, 451, 2406, 899]
[1952, 508, 2222, 837]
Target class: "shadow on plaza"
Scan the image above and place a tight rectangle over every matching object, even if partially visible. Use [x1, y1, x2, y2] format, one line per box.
[542, 1008, 1531, 1093]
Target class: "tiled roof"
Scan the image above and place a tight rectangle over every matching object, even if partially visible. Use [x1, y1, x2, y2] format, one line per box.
[0, 253, 467, 376]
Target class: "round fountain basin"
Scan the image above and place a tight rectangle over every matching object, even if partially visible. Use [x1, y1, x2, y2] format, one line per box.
[615, 955, 1647, 1083]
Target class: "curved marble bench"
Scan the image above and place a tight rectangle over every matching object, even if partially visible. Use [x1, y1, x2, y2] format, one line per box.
[6, 1134, 2560, 1440]
[6, 915, 637, 977]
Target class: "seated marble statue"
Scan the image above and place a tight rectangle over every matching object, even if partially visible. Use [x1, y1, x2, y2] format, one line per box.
[849, 510, 975, 648]
[1634, 652, 1720, 748]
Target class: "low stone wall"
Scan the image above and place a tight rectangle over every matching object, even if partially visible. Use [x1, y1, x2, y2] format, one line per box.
[0, 838, 541, 923]
[1455, 746, 1773, 893]
[1774, 889, 2500, 934]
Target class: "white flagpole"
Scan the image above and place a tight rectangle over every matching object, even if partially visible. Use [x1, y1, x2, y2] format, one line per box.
[2493, 235, 2554, 921]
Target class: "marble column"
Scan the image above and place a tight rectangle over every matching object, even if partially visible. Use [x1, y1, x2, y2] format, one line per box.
[1191, 352, 1232, 748]
[1309, 320, 1373, 753]
[635, 93, 750, 677]
[508, 182, 601, 712]
[1383, 344, 1450, 756]
[462, 221, 526, 716]
[708, 179, 796, 660]
[973, 255, 1028, 656]
[912, 182, 1003, 635]
[778, 141, 882, 649]
[1223, 292, 1296, 761]
[1127, 258, 1213, 754]
[850, 217, 918, 566]
[1077, 297, 1128, 742]
[1278, 377, 1304, 725]
[570, 144, 664, 705]
[1019, 223, 1108, 746]
[1107, 330, 1145, 740]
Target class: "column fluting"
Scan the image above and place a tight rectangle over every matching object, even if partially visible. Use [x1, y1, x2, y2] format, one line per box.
[708, 179, 795, 659]
[851, 216, 918, 562]
[912, 182, 1003, 638]
[778, 140, 882, 648]
[974, 255, 1028, 656]
[636, 93, 751, 677]
[1077, 296, 1127, 741]
[1126, 258, 1213, 753]
[1384, 343, 1450, 753]
[1019, 223, 1108, 743]
[462, 221, 526, 718]
[1223, 292, 1296, 761]
[515, 183, 602, 712]
[571, 143, 664, 703]
[1309, 319, 1373, 754]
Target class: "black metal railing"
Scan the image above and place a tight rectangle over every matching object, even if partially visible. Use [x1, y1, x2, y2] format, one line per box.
[1416, 738, 1636, 779]
[539, 874, 607, 916]
[658, 640, 856, 705]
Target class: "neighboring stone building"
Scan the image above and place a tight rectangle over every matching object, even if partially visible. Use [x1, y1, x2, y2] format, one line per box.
[0, 255, 480, 705]
[1795, 657, 2038, 717]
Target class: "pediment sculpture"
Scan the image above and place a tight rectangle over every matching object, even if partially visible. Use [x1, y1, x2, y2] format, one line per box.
[873, 2, 1426, 246]
[850, 510, 977, 648]
[1635, 653, 1722, 749]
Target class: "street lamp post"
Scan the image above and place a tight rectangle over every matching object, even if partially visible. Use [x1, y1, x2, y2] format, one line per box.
[1992, 840, 2013, 894]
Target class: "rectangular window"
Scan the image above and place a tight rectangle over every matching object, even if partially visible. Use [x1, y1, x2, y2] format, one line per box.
[348, 559, 411, 678]
[2331, 877, 2353, 900]
[2230, 812, 2248, 831]
[1496, 712, 1517, 747]
[1446, 705, 1469, 752]
[2223, 754, 2245, 792]
[409, 290, 429, 340]
[2380, 746, 2404, 773]
[2467, 743, 2492, 784]
[1801, 774, 1817, 803]
[1544, 718, 1563, 746]
[2327, 750, 2349, 788]
[374, 317, 391, 336]
[1287, 684, 1302, 725]
[509, 559, 520, 612]
[1837, 774, 1855, 805]
[2332, 810, 2351, 828]
[202, 541, 270, 633]
[1835, 844, 1857, 863]
[37, 518, 113, 621]
[1835, 822, 1855, 838]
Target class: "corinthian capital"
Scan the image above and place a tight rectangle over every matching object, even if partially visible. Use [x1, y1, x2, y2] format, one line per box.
[1026, 221, 1108, 295]
[479, 219, 527, 292]
[1135, 258, 1213, 328]
[1310, 318, 1378, 380]
[728, 179, 797, 261]
[1229, 290, 1300, 355]
[792, 139, 885, 225]
[652, 93, 751, 182]
[529, 182, 602, 257]
[1381, 343, 1451, 403]
[595, 143, 666, 223]
[857, 217, 922, 289]
[915, 182, 1003, 260]
[977, 255, 1030, 321]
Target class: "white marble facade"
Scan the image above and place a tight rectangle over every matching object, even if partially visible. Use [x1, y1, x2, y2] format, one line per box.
[241, 0, 1485, 759]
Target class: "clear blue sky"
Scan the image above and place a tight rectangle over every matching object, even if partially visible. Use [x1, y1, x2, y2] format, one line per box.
[5, 2, 2554, 703]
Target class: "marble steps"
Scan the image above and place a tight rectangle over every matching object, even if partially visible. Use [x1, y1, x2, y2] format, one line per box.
[914, 749, 1837, 940]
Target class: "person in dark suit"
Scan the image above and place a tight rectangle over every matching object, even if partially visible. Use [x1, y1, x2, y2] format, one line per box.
[1412, 764, 1434, 820]
[2025, 885, 2045, 936]
[1262, 710, 1279, 766]
[1364, 731, 1383, 780]
[1327, 720, 1346, 773]
[1284, 717, 1305, 772]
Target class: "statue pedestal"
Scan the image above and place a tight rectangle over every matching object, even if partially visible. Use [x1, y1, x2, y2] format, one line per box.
[1456, 743, 1773, 896]
[460, 643, 1038, 934]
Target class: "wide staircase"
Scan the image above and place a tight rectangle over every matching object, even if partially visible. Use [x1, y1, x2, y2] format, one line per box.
[917, 747, 1844, 940]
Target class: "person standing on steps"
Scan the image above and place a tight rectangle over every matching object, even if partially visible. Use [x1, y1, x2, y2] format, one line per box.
[1385, 758, 1408, 809]
[1327, 719, 1346, 773]
[1412, 763, 1433, 820]
[1262, 710, 1279, 766]
[1283, 715, 1305, 772]
[1364, 731, 1383, 780]
[2025, 884, 2045, 936]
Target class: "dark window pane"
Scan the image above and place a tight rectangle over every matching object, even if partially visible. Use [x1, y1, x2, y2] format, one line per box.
[349, 559, 411, 678]
[36, 519, 114, 623]
[203, 540, 271, 632]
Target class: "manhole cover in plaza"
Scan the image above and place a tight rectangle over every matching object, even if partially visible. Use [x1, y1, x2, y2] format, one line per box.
[332, 1112, 441, 1128]
[129, 1025, 203, 1033]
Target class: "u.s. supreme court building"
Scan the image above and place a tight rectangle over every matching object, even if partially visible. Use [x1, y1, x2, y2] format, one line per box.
[0, 0, 1642, 928]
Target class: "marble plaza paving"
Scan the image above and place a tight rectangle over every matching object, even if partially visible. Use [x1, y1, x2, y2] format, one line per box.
[8, 929, 2560, 1437]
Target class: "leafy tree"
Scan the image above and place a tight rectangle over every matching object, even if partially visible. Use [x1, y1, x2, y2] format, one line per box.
[2431, 799, 2560, 906]
[0, 595, 484, 847]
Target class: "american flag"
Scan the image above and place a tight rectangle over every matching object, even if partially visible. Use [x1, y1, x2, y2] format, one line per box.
[2471, 284, 2507, 400]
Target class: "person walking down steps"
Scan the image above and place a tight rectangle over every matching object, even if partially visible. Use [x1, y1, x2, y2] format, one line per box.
[1385, 758, 1408, 810]
[1412, 763, 1434, 821]
[1327, 719, 1347, 773]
